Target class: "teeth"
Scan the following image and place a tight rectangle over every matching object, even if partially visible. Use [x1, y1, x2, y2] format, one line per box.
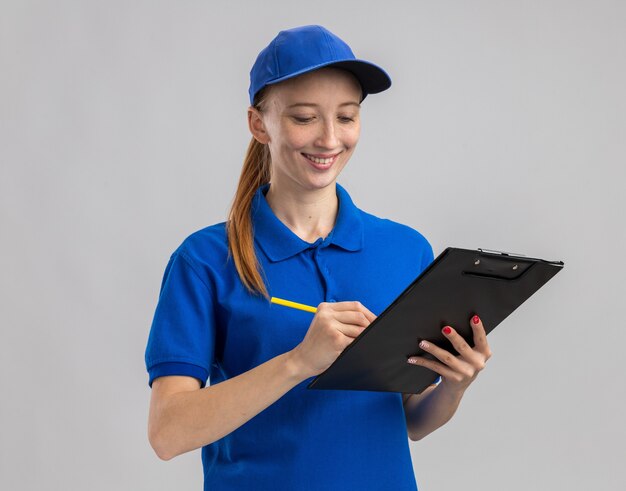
[305, 154, 335, 164]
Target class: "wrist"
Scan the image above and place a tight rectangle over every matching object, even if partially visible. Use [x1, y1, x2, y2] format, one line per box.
[437, 379, 468, 401]
[284, 348, 315, 382]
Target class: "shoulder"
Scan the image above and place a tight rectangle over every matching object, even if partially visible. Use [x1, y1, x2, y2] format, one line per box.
[360, 209, 432, 253]
[339, 183, 431, 254]
[170, 221, 229, 273]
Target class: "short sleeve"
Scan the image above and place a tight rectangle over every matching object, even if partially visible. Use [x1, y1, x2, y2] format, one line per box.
[144, 251, 216, 388]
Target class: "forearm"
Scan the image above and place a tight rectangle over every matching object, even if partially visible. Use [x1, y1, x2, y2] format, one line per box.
[150, 351, 308, 460]
[404, 382, 466, 441]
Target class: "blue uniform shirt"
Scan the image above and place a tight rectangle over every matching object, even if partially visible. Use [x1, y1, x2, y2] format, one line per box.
[145, 182, 434, 490]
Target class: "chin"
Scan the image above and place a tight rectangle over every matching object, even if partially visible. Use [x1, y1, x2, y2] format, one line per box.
[302, 175, 340, 191]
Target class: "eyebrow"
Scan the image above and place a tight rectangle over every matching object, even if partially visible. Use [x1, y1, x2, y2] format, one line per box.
[286, 102, 361, 109]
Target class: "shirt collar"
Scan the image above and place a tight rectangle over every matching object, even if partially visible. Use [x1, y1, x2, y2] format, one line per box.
[251, 182, 364, 262]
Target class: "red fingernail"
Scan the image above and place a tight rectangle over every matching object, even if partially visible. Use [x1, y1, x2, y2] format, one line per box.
[443, 326, 452, 335]
[473, 315, 480, 325]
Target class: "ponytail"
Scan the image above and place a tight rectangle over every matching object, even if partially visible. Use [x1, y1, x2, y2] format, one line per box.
[226, 88, 272, 300]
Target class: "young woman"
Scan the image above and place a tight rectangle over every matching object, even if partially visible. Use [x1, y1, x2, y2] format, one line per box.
[145, 25, 491, 490]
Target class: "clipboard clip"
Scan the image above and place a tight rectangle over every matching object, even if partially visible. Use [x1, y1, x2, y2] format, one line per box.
[478, 248, 527, 258]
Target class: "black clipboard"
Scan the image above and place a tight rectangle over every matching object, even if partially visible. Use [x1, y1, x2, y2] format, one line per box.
[307, 247, 564, 394]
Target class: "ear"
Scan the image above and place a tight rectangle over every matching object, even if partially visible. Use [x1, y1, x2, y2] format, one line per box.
[248, 107, 270, 145]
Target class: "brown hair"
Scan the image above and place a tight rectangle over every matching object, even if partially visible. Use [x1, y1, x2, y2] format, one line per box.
[226, 87, 273, 300]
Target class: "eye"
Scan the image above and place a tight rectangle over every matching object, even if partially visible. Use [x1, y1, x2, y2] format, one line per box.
[292, 116, 315, 123]
[338, 116, 355, 123]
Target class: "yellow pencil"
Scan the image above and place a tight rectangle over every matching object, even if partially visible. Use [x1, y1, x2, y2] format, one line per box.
[270, 296, 318, 313]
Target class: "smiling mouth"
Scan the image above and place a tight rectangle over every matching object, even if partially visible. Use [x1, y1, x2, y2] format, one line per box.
[301, 153, 340, 167]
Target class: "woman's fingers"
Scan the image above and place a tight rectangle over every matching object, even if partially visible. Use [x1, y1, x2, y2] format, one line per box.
[335, 312, 371, 338]
[319, 303, 372, 328]
[416, 335, 478, 378]
[407, 341, 477, 388]
[332, 309, 371, 327]
[360, 304, 377, 323]
[470, 315, 492, 360]
[407, 314, 492, 388]
[324, 300, 377, 323]
[317, 301, 374, 338]
[406, 354, 458, 380]
[441, 325, 486, 369]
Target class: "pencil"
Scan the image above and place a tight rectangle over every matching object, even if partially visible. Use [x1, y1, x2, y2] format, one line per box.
[270, 296, 318, 313]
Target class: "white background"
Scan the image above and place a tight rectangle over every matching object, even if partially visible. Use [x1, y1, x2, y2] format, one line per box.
[1, 1, 624, 489]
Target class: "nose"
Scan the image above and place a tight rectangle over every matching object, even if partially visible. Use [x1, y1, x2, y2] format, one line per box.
[315, 120, 340, 149]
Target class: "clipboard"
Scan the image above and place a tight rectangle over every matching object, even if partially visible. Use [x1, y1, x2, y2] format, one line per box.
[307, 247, 564, 394]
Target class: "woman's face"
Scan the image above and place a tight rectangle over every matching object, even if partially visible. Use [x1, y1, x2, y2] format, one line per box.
[249, 67, 363, 192]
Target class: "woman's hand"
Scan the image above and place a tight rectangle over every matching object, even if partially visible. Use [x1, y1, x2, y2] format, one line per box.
[407, 315, 492, 394]
[290, 301, 377, 379]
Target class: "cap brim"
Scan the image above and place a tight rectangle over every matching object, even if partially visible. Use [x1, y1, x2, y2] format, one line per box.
[265, 58, 391, 99]
[327, 59, 392, 94]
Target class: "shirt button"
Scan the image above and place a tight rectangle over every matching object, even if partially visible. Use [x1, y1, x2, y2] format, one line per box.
[329, 298, 336, 302]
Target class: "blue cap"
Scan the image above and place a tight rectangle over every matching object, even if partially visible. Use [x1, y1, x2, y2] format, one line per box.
[248, 25, 392, 105]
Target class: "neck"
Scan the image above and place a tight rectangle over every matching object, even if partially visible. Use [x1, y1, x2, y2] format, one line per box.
[265, 181, 338, 244]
